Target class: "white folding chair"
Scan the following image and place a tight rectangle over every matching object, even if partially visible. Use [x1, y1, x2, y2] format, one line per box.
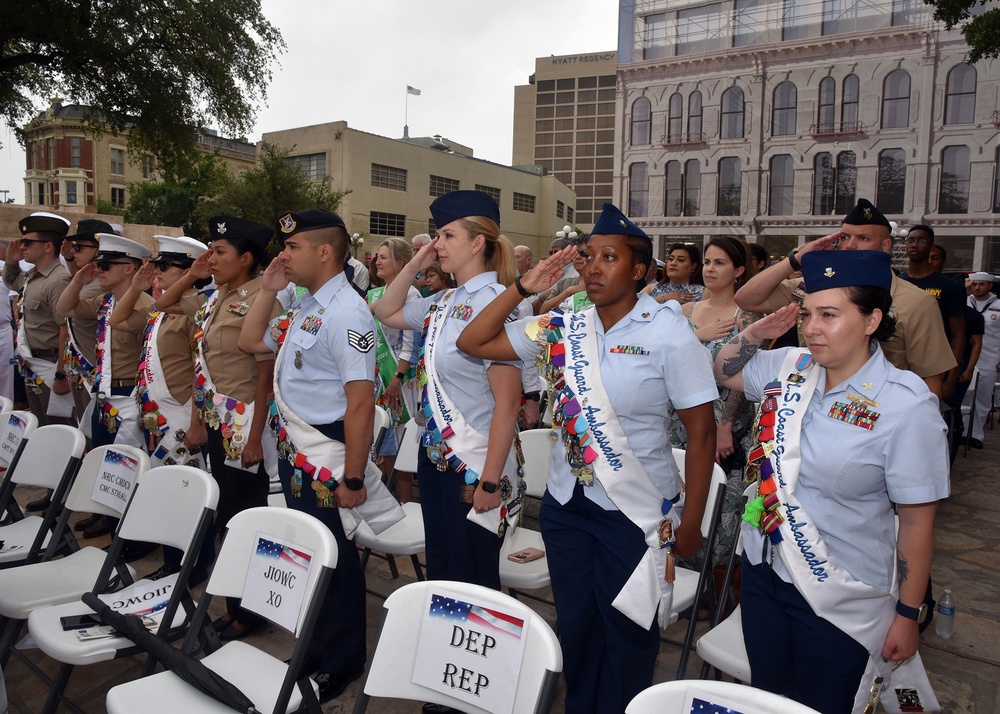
[27, 465, 219, 713]
[0, 445, 150, 667]
[499, 429, 553, 606]
[664, 447, 729, 678]
[371, 405, 391, 456]
[0, 398, 12, 417]
[106, 506, 338, 714]
[352, 580, 562, 714]
[357, 419, 425, 590]
[626, 679, 822, 713]
[0, 410, 38, 523]
[0, 424, 85, 569]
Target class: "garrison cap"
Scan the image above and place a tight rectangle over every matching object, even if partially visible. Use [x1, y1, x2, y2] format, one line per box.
[430, 190, 500, 229]
[591, 203, 651, 245]
[801, 249, 892, 294]
[18, 212, 71, 238]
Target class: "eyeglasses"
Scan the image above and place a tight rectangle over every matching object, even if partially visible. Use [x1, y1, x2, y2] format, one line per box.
[19, 238, 49, 246]
[155, 262, 188, 272]
[904, 237, 929, 245]
[94, 261, 132, 271]
[69, 242, 98, 252]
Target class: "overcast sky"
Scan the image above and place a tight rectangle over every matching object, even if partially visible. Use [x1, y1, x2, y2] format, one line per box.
[0, 0, 618, 206]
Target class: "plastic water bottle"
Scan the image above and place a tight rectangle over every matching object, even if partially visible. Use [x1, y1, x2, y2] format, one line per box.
[935, 589, 955, 638]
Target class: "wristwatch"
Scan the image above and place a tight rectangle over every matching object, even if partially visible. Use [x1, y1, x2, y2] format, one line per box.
[479, 480, 498, 494]
[54, 371, 67, 380]
[394, 371, 406, 381]
[895, 600, 928, 624]
[523, 391, 540, 402]
[787, 248, 802, 272]
[515, 276, 535, 298]
[344, 477, 365, 492]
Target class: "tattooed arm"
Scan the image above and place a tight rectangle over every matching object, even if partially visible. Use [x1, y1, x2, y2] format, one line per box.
[713, 305, 798, 392]
[882, 501, 938, 662]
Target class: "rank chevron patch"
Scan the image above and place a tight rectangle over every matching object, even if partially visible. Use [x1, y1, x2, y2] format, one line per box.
[347, 329, 375, 353]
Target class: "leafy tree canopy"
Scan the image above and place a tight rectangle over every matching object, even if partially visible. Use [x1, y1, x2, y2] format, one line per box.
[1, 0, 284, 165]
[925, 0, 1000, 63]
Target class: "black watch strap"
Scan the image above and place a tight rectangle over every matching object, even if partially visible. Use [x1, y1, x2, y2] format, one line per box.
[395, 371, 406, 381]
[895, 600, 927, 624]
[344, 477, 365, 492]
[479, 480, 498, 493]
[515, 276, 535, 298]
[787, 248, 802, 272]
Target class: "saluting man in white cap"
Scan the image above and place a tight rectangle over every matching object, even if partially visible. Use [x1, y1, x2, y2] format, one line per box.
[963, 272, 1000, 448]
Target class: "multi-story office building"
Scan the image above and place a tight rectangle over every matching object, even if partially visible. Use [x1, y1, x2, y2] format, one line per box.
[263, 121, 576, 257]
[616, 0, 1000, 270]
[22, 98, 256, 213]
[512, 52, 619, 229]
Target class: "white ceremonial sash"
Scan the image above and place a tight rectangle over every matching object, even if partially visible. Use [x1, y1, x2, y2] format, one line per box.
[142, 315, 205, 469]
[422, 290, 522, 535]
[766, 349, 939, 713]
[96, 294, 113, 396]
[15, 308, 31, 362]
[195, 289, 277, 475]
[65, 319, 96, 388]
[271, 338, 405, 539]
[564, 307, 679, 629]
[25, 357, 75, 418]
[109, 390, 143, 447]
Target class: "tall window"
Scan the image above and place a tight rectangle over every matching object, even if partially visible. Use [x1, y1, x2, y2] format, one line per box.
[823, 0, 879, 35]
[720, 87, 745, 139]
[665, 161, 682, 216]
[429, 175, 460, 197]
[687, 91, 703, 140]
[813, 153, 834, 214]
[110, 187, 126, 207]
[772, 81, 797, 136]
[110, 148, 125, 175]
[371, 163, 407, 191]
[289, 153, 325, 181]
[667, 93, 683, 143]
[684, 160, 701, 215]
[370, 211, 406, 237]
[629, 163, 649, 217]
[643, 13, 668, 60]
[70, 137, 81, 168]
[836, 151, 857, 214]
[769, 155, 794, 215]
[841, 74, 859, 129]
[817, 77, 835, 132]
[47, 139, 55, 169]
[734, 0, 763, 46]
[877, 149, 906, 214]
[65, 181, 77, 205]
[717, 157, 742, 216]
[882, 70, 910, 128]
[945, 64, 977, 125]
[940, 145, 971, 214]
[631, 97, 651, 145]
[676, 3, 724, 55]
[783, 0, 811, 40]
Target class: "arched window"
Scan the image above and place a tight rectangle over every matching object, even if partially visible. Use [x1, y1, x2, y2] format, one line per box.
[717, 157, 742, 216]
[877, 148, 906, 214]
[836, 151, 857, 214]
[665, 161, 682, 216]
[687, 91, 703, 140]
[772, 81, 797, 136]
[940, 145, 971, 214]
[629, 162, 649, 217]
[630, 97, 652, 145]
[720, 86, 745, 139]
[769, 155, 794, 215]
[667, 93, 683, 143]
[817, 77, 835, 133]
[812, 152, 834, 214]
[684, 159, 701, 215]
[841, 74, 859, 129]
[945, 65, 977, 125]
[882, 70, 910, 128]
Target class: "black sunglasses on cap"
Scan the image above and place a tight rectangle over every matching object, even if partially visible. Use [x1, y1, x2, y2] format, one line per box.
[69, 242, 99, 252]
[155, 262, 190, 272]
[94, 260, 133, 271]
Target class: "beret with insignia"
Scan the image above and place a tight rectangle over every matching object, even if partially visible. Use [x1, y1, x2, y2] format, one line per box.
[273, 209, 347, 245]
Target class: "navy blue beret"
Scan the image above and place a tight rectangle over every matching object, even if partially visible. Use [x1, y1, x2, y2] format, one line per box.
[430, 190, 500, 229]
[208, 215, 273, 251]
[591, 203, 651, 245]
[801, 249, 892, 293]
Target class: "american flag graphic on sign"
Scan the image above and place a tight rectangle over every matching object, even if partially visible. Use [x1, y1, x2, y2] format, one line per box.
[429, 593, 524, 639]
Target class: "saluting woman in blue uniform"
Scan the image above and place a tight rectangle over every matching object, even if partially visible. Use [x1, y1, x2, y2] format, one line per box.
[457, 203, 718, 714]
[713, 249, 949, 714]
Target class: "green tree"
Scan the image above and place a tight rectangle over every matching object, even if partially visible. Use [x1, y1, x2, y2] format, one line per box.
[1, 0, 284, 165]
[925, 0, 1000, 62]
[199, 142, 350, 236]
[124, 153, 230, 239]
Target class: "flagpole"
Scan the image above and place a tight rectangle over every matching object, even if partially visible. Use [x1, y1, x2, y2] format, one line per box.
[405, 85, 409, 137]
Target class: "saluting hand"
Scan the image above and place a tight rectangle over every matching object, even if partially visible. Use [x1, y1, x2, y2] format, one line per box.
[798, 231, 841, 256]
[519, 244, 577, 295]
[131, 261, 157, 293]
[745, 304, 798, 342]
[5, 239, 23, 264]
[261, 257, 290, 293]
[73, 263, 99, 284]
[410, 237, 441, 272]
[188, 252, 213, 280]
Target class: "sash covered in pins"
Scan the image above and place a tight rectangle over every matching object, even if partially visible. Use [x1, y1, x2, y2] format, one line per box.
[14, 271, 75, 416]
[268, 302, 405, 538]
[532, 308, 680, 628]
[134, 310, 205, 468]
[63, 320, 96, 390]
[193, 288, 277, 474]
[92, 294, 141, 438]
[366, 286, 418, 427]
[418, 289, 525, 536]
[741, 349, 938, 713]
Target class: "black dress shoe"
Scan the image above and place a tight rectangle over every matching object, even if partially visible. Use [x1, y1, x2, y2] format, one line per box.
[83, 520, 112, 538]
[218, 619, 261, 642]
[315, 666, 364, 703]
[120, 541, 158, 562]
[74, 513, 103, 531]
[970, 438, 984, 449]
[25, 493, 52, 512]
[146, 563, 209, 587]
[422, 704, 463, 713]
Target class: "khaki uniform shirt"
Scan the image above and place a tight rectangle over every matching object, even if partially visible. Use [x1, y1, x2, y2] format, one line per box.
[13, 259, 70, 352]
[132, 290, 205, 403]
[67, 278, 104, 366]
[74, 292, 154, 380]
[766, 273, 956, 379]
[184, 278, 281, 404]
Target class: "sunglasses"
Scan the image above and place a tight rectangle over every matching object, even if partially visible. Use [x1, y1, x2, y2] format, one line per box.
[68, 242, 98, 252]
[94, 260, 133, 271]
[155, 262, 189, 272]
[19, 238, 50, 246]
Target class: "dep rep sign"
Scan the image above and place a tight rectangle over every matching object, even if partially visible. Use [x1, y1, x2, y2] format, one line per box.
[412, 590, 528, 714]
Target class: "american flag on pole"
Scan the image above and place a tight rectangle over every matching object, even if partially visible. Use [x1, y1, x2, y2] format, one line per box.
[406, 85, 422, 96]
[429, 593, 524, 639]
[255, 536, 312, 571]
